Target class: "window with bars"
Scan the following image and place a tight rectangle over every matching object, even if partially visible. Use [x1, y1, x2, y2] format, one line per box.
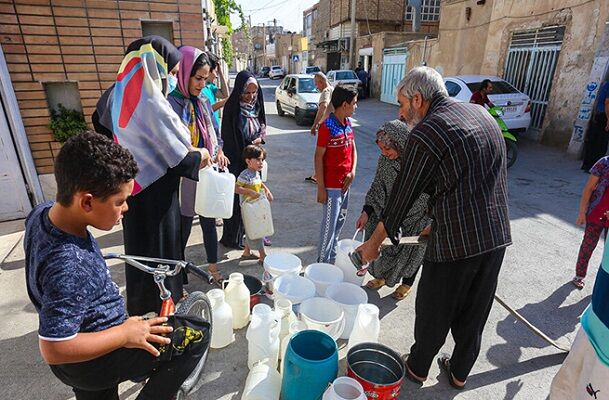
[405, 0, 441, 22]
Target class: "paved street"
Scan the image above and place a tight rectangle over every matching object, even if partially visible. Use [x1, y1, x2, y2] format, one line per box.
[0, 76, 600, 400]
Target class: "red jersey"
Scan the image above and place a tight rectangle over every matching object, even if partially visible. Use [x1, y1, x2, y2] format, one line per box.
[317, 114, 355, 189]
[470, 91, 493, 107]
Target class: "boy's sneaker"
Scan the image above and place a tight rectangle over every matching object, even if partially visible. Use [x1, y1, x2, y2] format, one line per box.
[263, 237, 272, 246]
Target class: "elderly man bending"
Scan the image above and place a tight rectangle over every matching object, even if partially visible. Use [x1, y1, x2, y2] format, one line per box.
[356, 67, 512, 389]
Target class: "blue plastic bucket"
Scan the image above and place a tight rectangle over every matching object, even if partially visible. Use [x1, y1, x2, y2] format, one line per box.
[281, 330, 338, 400]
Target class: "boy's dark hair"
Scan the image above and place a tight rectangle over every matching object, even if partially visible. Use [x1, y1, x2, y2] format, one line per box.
[242, 144, 266, 161]
[207, 52, 219, 72]
[191, 52, 210, 77]
[54, 131, 139, 206]
[480, 79, 492, 91]
[331, 85, 358, 109]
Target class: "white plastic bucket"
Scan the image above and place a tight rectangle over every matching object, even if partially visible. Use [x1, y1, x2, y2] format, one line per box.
[195, 166, 235, 219]
[273, 274, 316, 305]
[304, 263, 344, 296]
[263, 253, 302, 278]
[335, 231, 366, 286]
[322, 377, 367, 400]
[325, 282, 368, 340]
[299, 297, 345, 341]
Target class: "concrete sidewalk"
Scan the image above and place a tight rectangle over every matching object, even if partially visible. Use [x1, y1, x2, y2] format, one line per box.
[0, 95, 595, 399]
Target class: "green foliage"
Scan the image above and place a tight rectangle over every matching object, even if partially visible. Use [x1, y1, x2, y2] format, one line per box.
[213, 0, 248, 68]
[221, 37, 234, 68]
[48, 104, 87, 143]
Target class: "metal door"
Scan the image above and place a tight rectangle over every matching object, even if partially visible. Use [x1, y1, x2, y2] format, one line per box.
[380, 49, 408, 105]
[503, 27, 564, 130]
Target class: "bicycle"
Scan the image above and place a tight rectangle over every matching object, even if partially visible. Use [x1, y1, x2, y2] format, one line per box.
[103, 253, 214, 400]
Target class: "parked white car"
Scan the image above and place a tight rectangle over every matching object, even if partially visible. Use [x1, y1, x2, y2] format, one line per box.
[269, 65, 285, 80]
[444, 75, 532, 132]
[301, 65, 321, 75]
[275, 74, 321, 125]
[327, 70, 363, 95]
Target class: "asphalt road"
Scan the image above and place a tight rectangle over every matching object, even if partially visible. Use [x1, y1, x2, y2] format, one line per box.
[0, 76, 598, 400]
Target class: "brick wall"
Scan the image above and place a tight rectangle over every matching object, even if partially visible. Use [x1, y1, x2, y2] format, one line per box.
[0, 0, 205, 175]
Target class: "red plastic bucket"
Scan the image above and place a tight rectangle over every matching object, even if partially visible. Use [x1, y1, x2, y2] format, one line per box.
[346, 342, 405, 400]
[243, 274, 264, 309]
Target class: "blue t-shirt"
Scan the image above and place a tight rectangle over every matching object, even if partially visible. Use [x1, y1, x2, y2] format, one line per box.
[201, 83, 220, 127]
[25, 202, 126, 341]
[597, 82, 609, 114]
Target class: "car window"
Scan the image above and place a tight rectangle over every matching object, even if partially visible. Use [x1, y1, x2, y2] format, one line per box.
[445, 81, 462, 97]
[298, 78, 318, 93]
[280, 77, 289, 90]
[287, 78, 296, 89]
[466, 80, 519, 94]
[327, 72, 334, 80]
[336, 71, 357, 80]
[272, 66, 281, 71]
[306, 66, 320, 74]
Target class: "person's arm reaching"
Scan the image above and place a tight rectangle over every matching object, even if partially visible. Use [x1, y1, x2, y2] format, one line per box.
[212, 98, 227, 111]
[216, 65, 229, 99]
[311, 102, 328, 135]
[315, 146, 327, 204]
[577, 175, 599, 225]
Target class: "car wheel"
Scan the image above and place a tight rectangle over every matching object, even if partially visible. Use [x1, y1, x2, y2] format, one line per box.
[294, 108, 305, 125]
[276, 101, 285, 116]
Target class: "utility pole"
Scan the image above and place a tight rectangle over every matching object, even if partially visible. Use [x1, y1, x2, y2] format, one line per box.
[263, 23, 266, 69]
[349, 0, 356, 69]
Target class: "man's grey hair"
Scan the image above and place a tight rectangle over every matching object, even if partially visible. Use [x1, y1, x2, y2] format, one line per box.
[314, 71, 328, 82]
[396, 66, 448, 101]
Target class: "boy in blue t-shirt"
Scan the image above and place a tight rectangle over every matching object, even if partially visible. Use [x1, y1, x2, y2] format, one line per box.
[24, 132, 205, 400]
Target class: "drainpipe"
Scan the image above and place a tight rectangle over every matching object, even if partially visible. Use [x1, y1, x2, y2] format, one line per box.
[349, 0, 356, 69]
[408, 0, 422, 33]
[421, 35, 428, 66]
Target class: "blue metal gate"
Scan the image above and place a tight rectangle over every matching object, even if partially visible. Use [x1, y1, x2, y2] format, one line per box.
[380, 48, 408, 105]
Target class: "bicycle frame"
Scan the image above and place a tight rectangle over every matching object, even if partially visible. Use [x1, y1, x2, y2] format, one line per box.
[103, 253, 212, 317]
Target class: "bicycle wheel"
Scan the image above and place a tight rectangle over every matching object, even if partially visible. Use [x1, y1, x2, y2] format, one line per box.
[175, 291, 213, 398]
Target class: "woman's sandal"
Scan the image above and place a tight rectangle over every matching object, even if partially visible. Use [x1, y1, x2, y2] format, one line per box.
[208, 268, 224, 287]
[391, 285, 412, 301]
[438, 356, 465, 390]
[366, 278, 386, 290]
[572, 276, 585, 290]
[400, 354, 425, 386]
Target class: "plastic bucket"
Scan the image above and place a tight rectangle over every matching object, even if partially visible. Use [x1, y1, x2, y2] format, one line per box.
[281, 330, 338, 400]
[346, 342, 405, 400]
[322, 377, 367, 400]
[325, 282, 368, 340]
[273, 274, 316, 305]
[335, 235, 365, 286]
[243, 274, 264, 309]
[263, 253, 302, 278]
[299, 297, 345, 340]
[304, 263, 344, 296]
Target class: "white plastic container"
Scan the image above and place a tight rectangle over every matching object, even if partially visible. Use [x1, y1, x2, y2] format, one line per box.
[324, 282, 368, 340]
[273, 274, 316, 306]
[299, 297, 345, 341]
[261, 160, 268, 182]
[195, 166, 235, 218]
[224, 272, 251, 330]
[246, 304, 280, 369]
[263, 253, 302, 278]
[335, 235, 366, 286]
[241, 197, 274, 240]
[207, 289, 234, 349]
[280, 321, 307, 375]
[274, 298, 297, 355]
[242, 359, 281, 400]
[347, 304, 380, 351]
[322, 377, 366, 400]
[304, 263, 344, 296]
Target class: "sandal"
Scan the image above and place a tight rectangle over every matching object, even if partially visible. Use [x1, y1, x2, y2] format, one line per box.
[240, 253, 259, 260]
[208, 268, 224, 287]
[366, 278, 386, 290]
[438, 355, 465, 390]
[572, 276, 585, 290]
[391, 285, 412, 300]
[305, 176, 317, 183]
[400, 354, 425, 385]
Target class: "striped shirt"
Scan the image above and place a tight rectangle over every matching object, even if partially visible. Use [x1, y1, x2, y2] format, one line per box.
[382, 95, 511, 262]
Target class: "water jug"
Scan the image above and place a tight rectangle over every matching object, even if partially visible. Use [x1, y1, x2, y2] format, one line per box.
[194, 166, 235, 219]
[224, 273, 251, 329]
[280, 321, 307, 375]
[335, 231, 366, 286]
[347, 304, 380, 351]
[242, 359, 281, 400]
[246, 304, 280, 369]
[241, 197, 274, 240]
[261, 160, 268, 182]
[207, 288, 234, 349]
[322, 377, 367, 400]
[282, 330, 338, 400]
[274, 298, 297, 354]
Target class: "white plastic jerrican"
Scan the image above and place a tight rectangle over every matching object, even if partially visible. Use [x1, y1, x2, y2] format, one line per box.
[263, 253, 302, 278]
[335, 231, 366, 286]
[273, 274, 316, 305]
[324, 282, 368, 340]
[224, 273, 251, 330]
[322, 377, 367, 400]
[304, 263, 344, 296]
[195, 166, 235, 219]
[207, 289, 234, 349]
[242, 196, 274, 240]
[261, 160, 268, 182]
[280, 321, 307, 375]
[299, 297, 345, 341]
[242, 359, 281, 400]
[246, 304, 280, 369]
[274, 298, 297, 356]
[347, 304, 380, 351]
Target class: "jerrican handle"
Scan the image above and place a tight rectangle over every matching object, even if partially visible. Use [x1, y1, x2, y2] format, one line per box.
[352, 229, 365, 242]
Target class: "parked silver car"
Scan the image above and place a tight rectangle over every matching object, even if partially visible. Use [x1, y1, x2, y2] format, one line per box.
[275, 74, 321, 125]
[327, 70, 363, 95]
